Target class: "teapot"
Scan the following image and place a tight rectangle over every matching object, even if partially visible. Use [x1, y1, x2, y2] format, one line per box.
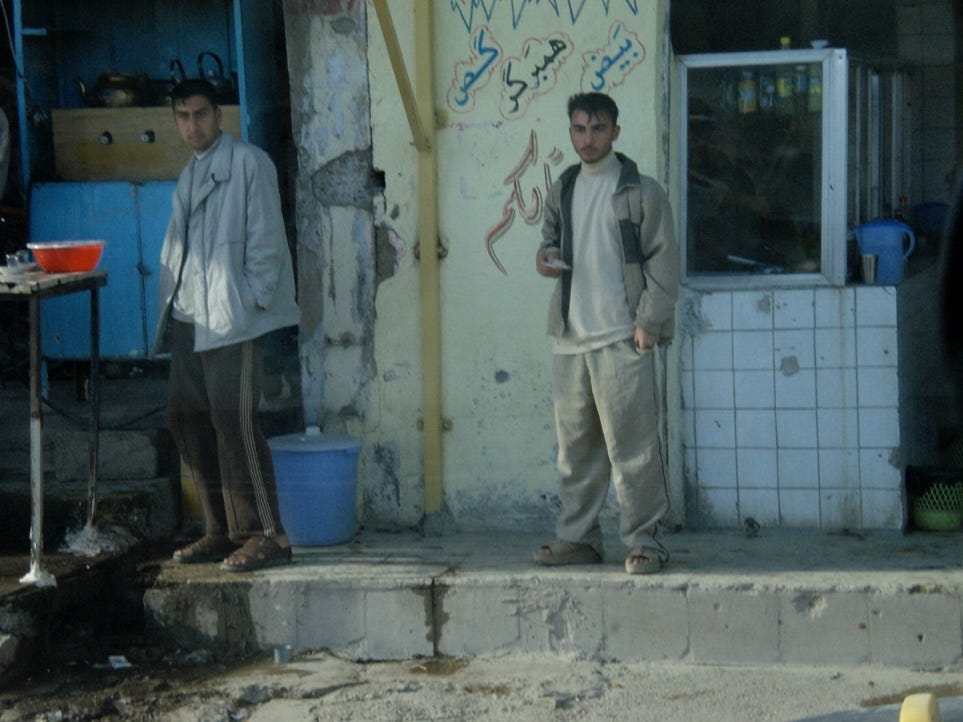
[150, 59, 187, 107]
[197, 51, 238, 104]
[74, 73, 152, 108]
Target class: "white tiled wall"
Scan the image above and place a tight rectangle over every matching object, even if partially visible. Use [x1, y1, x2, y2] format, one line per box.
[681, 286, 904, 529]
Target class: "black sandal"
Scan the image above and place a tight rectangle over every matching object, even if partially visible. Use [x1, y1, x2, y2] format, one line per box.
[172, 534, 237, 564]
[220, 536, 292, 573]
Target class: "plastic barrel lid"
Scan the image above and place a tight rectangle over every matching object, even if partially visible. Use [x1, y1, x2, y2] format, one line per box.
[268, 427, 362, 452]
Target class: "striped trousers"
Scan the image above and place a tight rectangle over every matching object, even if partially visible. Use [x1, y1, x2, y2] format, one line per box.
[168, 320, 285, 541]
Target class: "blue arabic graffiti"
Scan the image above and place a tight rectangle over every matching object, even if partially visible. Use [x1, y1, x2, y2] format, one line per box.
[451, 28, 501, 108]
[450, 0, 640, 34]
[581, 20, 645, 92]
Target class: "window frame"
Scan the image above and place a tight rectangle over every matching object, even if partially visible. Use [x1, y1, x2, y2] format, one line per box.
[676, 48, 849, 289]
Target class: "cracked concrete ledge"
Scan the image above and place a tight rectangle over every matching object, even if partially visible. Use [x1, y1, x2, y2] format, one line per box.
[143, 529, 963, 669]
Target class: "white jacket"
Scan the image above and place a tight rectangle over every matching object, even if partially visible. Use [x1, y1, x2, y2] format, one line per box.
[152, 132, 299, 354]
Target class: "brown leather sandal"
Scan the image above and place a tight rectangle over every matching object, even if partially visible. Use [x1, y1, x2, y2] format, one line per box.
[172, 534, 237, 564]
[220, 536, 292, 573]
[624, 546, 664, 575]
[533, 539, 602, 566]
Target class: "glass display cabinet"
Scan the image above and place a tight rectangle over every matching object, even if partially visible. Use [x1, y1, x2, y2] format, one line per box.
[677, 47, 908, 287]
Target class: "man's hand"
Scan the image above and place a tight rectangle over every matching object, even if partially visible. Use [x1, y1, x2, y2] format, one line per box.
[536, 248, 567, 278]
[635, 326, 660, 351]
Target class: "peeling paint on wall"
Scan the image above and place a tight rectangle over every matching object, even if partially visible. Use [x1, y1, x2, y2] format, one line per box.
[312, 149, 378, 210]
[284, 0, 375, 433]
[374, 223, 400, 284]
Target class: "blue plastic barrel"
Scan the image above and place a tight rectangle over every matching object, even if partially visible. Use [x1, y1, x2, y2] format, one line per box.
[268, 428, 362, 546]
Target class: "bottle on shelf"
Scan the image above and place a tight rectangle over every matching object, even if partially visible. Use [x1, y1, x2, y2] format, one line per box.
[720, 70, 737, 111]
[758, 72, 775, 111]
[793, 65, 808, 113]
[807, 64, 822, 112]
[738, 69, 758, 114]
[775, 36, 794, 113]
[776, 73, 794, 113]
[793, 65, 808, 95]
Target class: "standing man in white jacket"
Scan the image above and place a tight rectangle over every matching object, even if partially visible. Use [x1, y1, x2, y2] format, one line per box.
[153, 79, 300, 572]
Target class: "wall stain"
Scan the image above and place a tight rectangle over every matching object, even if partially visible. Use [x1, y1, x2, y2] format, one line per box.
[367, 443, 400, 509]
[374, 224, 397, 284]
[413, 575, 453, 655]
[791, 592, 827, 618]
[678, 294, 706, 336]
[779, 356, 800, 376]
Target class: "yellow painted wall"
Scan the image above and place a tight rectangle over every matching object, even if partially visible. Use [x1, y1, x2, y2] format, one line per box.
[367, 0, 672, 528]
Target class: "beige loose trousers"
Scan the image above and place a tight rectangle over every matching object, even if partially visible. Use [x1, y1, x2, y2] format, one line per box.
[553, 339, 669, 558]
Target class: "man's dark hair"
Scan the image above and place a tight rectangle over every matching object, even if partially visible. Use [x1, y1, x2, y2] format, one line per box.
[170, 79, 219, 110]
[567, 92, 619, 125]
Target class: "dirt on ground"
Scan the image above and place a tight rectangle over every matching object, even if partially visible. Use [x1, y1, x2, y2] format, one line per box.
[0, 617, 261, 722]
[4, 543, 963, 721]
[5, 622, 963, 722]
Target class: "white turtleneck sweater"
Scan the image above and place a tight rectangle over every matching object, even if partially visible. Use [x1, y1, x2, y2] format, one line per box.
[554, 150, 635, 355]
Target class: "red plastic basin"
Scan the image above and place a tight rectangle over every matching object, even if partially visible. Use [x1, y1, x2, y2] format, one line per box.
[26, 240, 106, 273]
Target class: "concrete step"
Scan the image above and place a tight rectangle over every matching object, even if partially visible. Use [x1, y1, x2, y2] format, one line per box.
[144, 528, 963, 669]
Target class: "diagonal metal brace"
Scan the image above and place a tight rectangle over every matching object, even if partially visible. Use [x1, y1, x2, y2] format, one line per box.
[371, 0, 432, 152]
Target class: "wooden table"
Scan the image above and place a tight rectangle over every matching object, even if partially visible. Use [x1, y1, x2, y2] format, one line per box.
[0, 269, 106, 586]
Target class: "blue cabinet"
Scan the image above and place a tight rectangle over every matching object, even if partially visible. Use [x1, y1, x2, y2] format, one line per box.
[29, 181, 174, 358]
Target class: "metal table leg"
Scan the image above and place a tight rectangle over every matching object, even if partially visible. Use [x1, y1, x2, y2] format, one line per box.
[87, 285, 100, 527]
[20, 293, 55, 587]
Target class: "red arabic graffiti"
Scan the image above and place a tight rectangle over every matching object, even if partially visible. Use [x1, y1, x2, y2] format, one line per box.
[484, 130, 565, 274]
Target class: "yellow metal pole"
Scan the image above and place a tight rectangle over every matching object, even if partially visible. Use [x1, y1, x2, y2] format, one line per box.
[370, 0, 443, 515]
[370, 0, 431, 152]
[413, 0, 443, 514]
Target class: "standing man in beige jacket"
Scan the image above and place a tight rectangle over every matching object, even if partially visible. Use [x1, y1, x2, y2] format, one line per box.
[534, 92, 679, 574]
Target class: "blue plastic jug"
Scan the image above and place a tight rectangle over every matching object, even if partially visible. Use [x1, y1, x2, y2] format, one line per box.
[854, 219, 916, 284]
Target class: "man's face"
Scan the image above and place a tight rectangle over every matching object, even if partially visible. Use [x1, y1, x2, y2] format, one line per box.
[569, 109, 620, 164]
[173, 95, 222, 153]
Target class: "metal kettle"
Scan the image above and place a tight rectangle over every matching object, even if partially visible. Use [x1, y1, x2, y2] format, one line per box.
[152, 59, 187, 106]
[196, 51, 237, 104]
[74, 73, 151, 108]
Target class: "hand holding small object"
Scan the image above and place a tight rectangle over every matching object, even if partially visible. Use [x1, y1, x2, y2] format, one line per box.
[536, 249, 570, 277]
